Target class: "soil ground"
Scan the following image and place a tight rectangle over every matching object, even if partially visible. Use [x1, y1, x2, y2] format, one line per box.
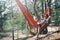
[0, 26, 60, 40]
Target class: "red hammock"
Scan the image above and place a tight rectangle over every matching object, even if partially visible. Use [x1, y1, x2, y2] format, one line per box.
[44, 7, 50, 16]
[16, 0, 49, 28]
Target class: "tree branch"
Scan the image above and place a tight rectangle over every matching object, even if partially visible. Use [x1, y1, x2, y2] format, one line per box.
[33, 0, 39, 19]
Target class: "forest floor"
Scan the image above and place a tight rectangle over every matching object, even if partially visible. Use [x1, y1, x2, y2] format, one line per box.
[0, 26, 60, 40]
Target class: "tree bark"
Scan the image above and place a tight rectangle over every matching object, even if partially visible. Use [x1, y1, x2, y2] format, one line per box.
[33, 0, 39, 19]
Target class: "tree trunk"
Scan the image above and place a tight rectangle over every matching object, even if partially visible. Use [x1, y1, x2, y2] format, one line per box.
[33, 0, 39, 19]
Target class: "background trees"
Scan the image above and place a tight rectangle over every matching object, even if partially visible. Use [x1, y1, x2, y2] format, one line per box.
[0, 0, 60, 32]
[0, 1, 7, 32]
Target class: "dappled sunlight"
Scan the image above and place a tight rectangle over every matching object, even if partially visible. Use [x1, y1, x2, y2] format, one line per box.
[0, 0, 60, 40]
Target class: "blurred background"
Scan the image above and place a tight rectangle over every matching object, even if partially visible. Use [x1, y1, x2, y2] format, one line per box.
[0, 0, 60, 40]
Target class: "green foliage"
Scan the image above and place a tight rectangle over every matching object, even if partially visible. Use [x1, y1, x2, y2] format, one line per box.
[1, 0, 60, 32]
[4, 12, 26, 31]
[50, 0, 60, 25]
[0, 1, 6, 32]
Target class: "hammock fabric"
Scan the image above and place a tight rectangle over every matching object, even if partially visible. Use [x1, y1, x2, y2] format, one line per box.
[44, 7, 50, 15]
[16, 0, 49, 28]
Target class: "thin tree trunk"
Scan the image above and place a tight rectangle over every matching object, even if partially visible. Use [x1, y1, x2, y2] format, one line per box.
[33, 0, 39, 19]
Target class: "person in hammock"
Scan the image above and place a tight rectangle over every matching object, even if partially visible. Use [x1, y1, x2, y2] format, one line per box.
[36, 14, 50, 38]
[37, 14, 46, 26]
